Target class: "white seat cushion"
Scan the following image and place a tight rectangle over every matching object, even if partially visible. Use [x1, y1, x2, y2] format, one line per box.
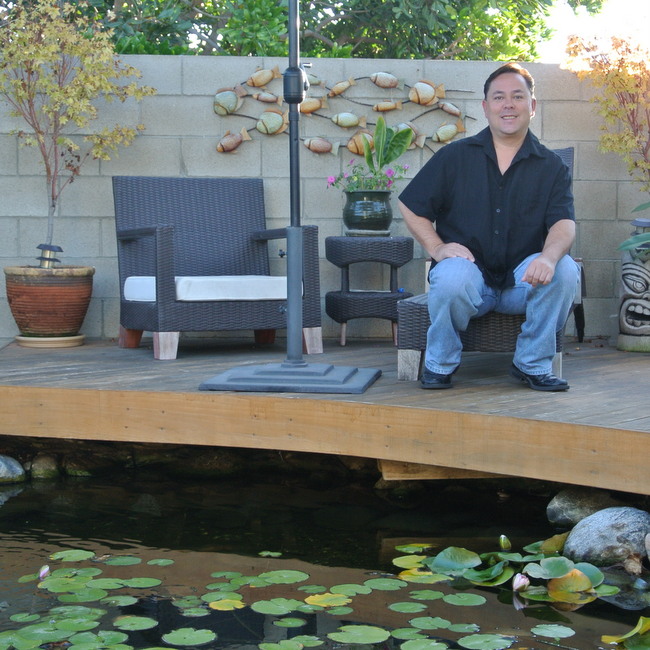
[124, 275, 289, 302]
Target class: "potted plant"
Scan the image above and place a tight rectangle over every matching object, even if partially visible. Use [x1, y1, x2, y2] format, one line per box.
[564, 34, 650, 351]
[0, 0, 155, 347]
[327, 116, 413, 235]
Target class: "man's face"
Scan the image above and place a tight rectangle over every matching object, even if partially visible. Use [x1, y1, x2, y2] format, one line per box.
[482, 72, 536, 140]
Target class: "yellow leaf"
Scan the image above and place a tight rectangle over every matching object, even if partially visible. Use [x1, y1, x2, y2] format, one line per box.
[209, 599, 245, 611]
[602, 616, 650, 644]
[304, 592, 352, 607]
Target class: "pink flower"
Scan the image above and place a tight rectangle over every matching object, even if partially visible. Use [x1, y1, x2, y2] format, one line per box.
[327, 176, 336, 187]
[512, 573, 530, 592]
[385, 168, 395, 178]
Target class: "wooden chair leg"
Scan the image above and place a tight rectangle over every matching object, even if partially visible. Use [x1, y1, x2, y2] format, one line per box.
[302, 326, 323, 354]
[340, 322, 347, 346]
[398, 349, 423, 381]
[255, 329, 276, 345]
[153, 332, 180, 360]
[119, 326, 143, 349]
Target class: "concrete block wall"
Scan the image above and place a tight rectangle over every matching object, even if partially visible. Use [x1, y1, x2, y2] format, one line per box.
[1, 56, 643, 343]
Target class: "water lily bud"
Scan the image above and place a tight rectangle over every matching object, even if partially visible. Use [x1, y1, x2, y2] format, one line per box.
[512, 573, 530, 592]
[499, 534, 511, 550]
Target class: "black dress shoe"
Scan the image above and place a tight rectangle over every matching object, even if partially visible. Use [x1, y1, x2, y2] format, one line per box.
[509, 364, 569, 392]
[420, 367, 453, 390]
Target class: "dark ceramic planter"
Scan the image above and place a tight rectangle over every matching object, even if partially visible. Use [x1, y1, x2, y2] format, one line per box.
[342, 190, 393, 235]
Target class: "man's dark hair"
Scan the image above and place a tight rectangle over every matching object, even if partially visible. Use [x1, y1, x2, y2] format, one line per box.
[483, 62, 535, 99]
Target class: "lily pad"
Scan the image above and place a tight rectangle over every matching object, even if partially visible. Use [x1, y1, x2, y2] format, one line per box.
[388, 601, 427, 613]
[391, 628, 428, 640]
[113, 615, 158, 631]
[531, 624, 576, 639]
[122, 577, 162, 588]
[401, 640, 448, 650]
[364, 577, 407, 590]
[423, 547, 481, 576]
[392, 555, 427, 569]
[208, 599, 245, 611]
[458, 634, 514, 649]
[258, 570, 309, 584]
[443, 593, 487, 606]
[409, 616, 451, 630]
[50, 549, 96, 562]
[161, 627, 216, 646]
[409, 589, 444, 601]
[291, 635, 324, 647]
[330, 583, 372, 595]
[103, 556, 142, 566]
[251, 598, 304, 615]
[147, 558, 174, 566]
[273, 617, 307, 628]
[100, 595, 138, 607]
[58, 587, 108, 603]
[523, 556, 574, 580]
[304, 592, 352, 607]
[328, 624, 391, 644]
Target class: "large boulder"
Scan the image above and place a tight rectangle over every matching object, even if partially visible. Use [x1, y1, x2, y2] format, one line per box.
[0, 454, 25, 484]
[547, 487, 626, 528]
[563, 506, 650, 575]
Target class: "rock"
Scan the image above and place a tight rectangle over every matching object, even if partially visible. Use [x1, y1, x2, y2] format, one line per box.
[0, 454, 26, 484]
[547, 487, 626, 528]
[563, 506, 650, 575]
[28, 453, 60, 480]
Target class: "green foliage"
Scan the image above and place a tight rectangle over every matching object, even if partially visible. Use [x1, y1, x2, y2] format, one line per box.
[0, 0, 604, 60]
[327, 116, 412, 192]
[565, 34, 650, 219]
[0, 0, 156, 250]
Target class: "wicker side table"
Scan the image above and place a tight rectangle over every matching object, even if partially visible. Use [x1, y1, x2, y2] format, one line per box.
[325, 236, 414, 345]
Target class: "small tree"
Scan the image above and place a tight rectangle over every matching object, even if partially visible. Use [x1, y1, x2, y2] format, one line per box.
[564, 34, 650, 196]
[0, 0, 156, 265]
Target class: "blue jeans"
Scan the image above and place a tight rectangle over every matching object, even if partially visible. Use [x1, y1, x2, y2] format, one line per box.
[425, 254, 580, 376]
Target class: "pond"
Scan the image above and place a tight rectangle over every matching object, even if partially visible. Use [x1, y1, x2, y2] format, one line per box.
[0, 474, 645, 649]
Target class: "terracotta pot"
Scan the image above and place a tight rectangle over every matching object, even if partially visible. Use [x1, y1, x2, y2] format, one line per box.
[342, 190, 393, 235]
[4, 265, 95, 344]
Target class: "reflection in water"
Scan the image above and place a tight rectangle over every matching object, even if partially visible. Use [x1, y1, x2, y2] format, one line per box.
[0, 477, 642, 648]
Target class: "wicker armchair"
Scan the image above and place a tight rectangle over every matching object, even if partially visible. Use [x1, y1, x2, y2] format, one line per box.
[112, 177, 322, 360]
[397, 147, 583, 380]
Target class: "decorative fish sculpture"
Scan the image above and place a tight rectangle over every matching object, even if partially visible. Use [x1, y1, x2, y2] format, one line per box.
[431, 118, 465, 143]
[394, 121, 426, 149]
[346, 131, 372, 156]
[439, 101, 461, 116]
[303, 137, 340, 155]
[300, 96, 328, 114]
[328, 77, 356, 97]
[256, 108, 288, 135]
[247, 65, 281, 88]
[373, 100, 402, 112]
[252, 91, 283, 105]
[216, 128, 252, 153]
[370, 72, 400, 89]
[331, 112, 366, 128]
[409, 80, 444, 106]
[213, 86, 246, 116]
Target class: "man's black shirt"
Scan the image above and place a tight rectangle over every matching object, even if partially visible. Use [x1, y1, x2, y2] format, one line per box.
[399, 128, 574, 289]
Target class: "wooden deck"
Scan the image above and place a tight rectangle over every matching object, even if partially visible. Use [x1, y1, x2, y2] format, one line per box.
[0, 335, 648, 494]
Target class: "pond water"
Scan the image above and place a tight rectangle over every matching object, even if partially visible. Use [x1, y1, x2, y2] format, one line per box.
[0, 475, 645, 649]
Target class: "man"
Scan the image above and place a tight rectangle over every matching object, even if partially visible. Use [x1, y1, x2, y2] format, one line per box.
[398, 62, 579, 391]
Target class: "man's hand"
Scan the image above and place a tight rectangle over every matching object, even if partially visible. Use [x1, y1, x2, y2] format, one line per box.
[432, 242, 475, 263]
[521, 255, 556, 286]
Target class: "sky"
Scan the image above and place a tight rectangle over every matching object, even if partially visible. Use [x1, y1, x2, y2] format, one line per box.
[538, 0, 650, 62]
